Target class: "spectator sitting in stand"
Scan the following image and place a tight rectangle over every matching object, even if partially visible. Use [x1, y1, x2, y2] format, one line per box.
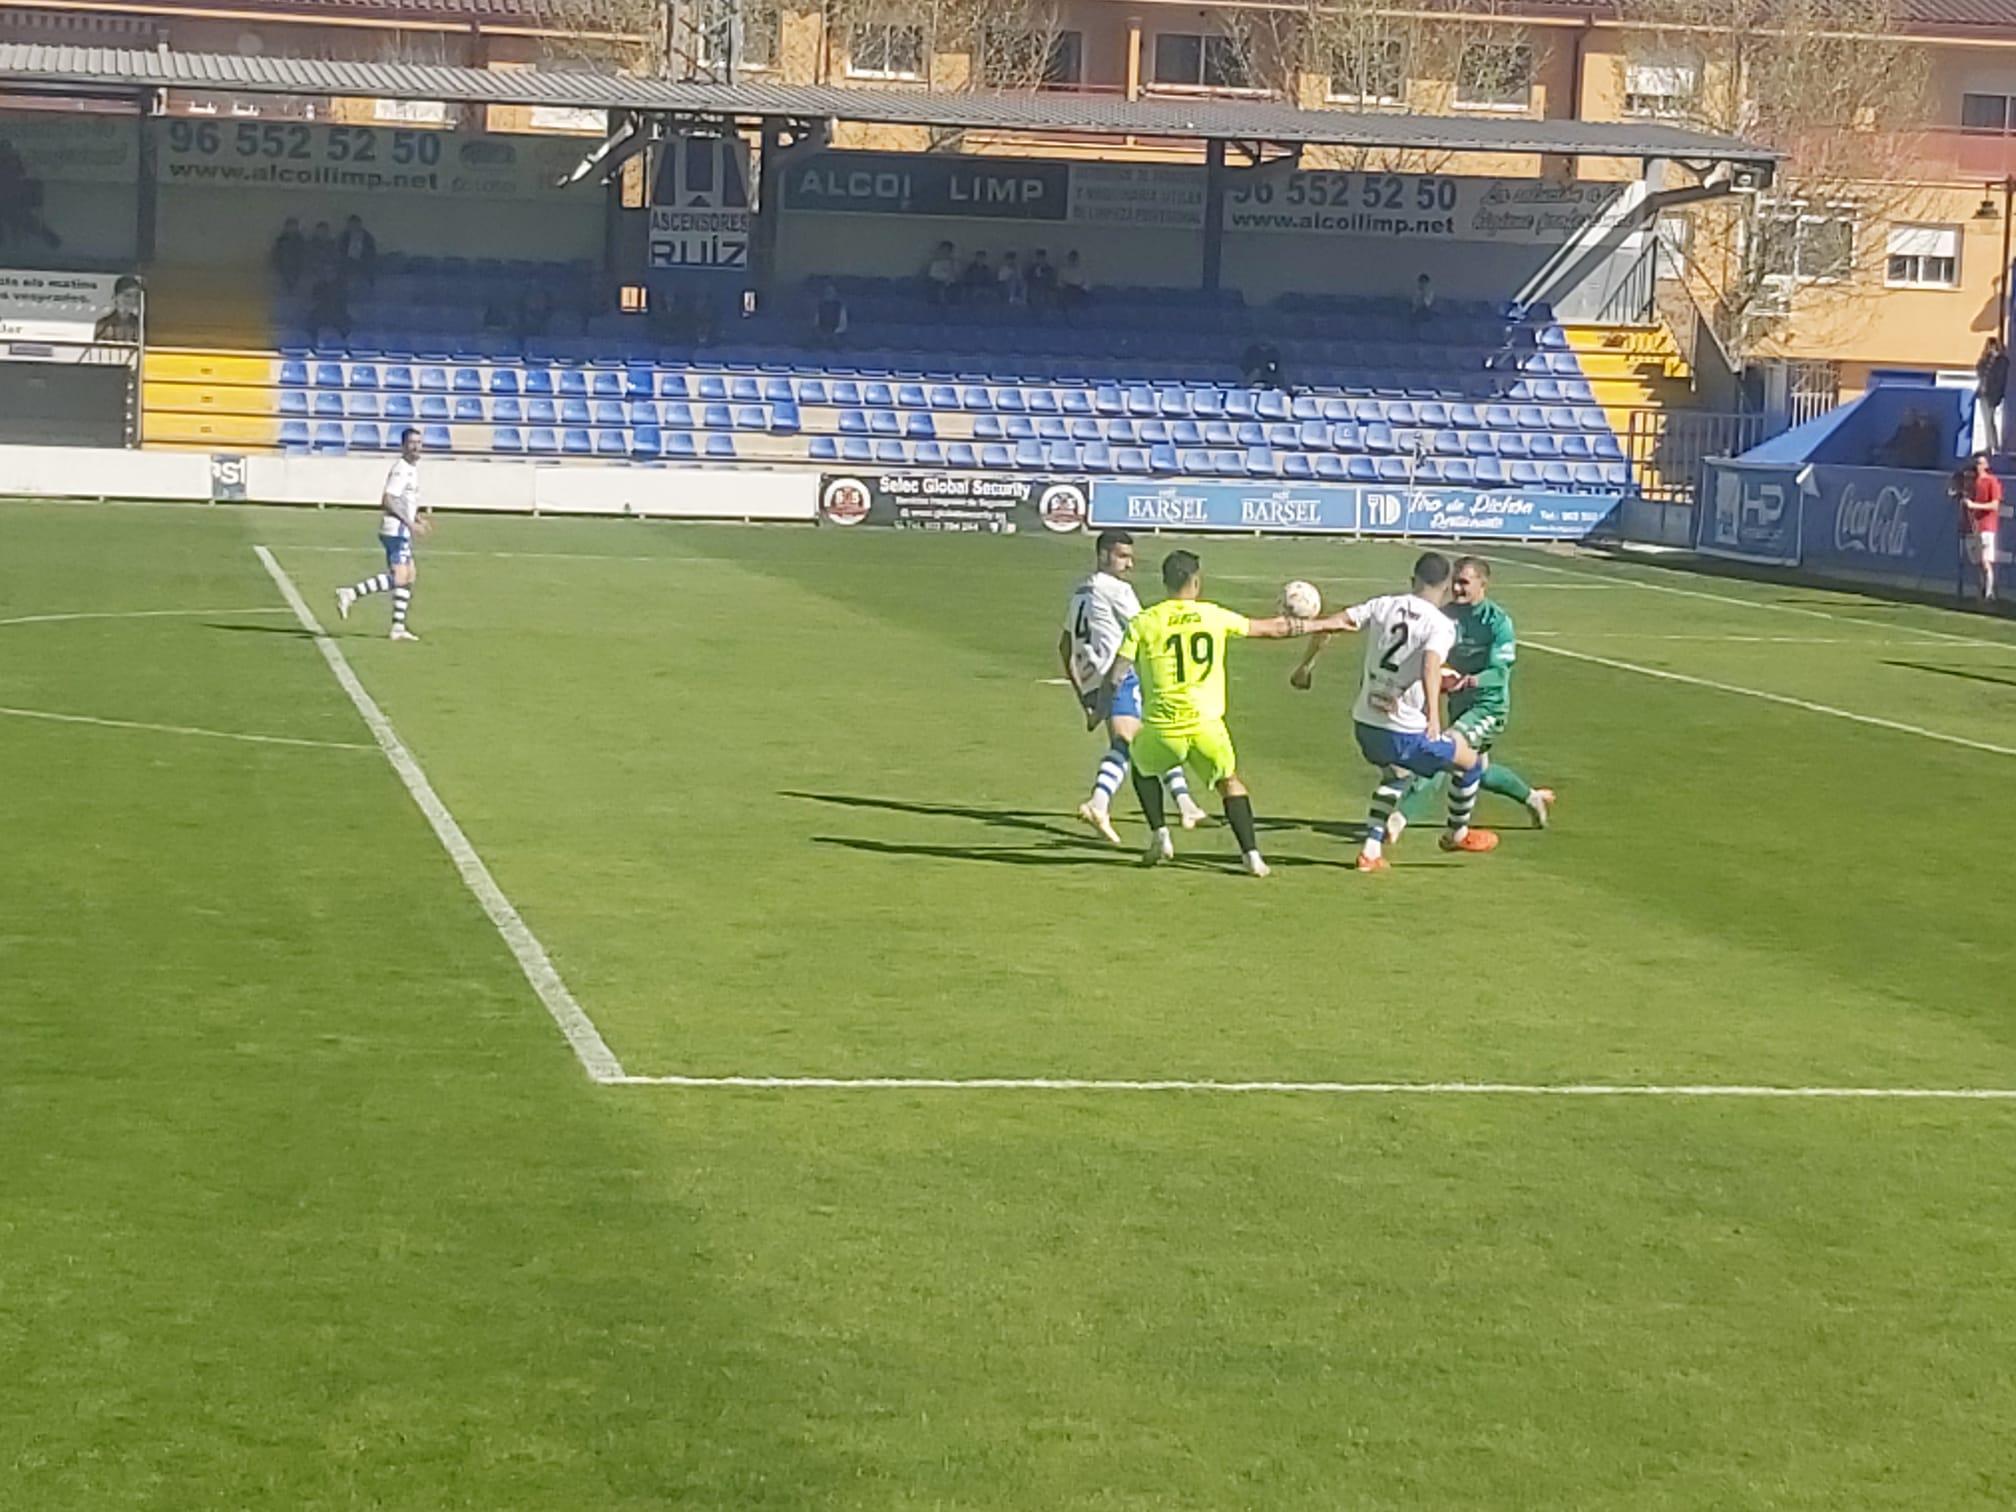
[924, 240, 959, 304]
[962, 250, 994, 300]
[1057, 249, 1089, 309]
[998, 250, 1027, 308]
[812, 282, 849, 346]
[270, 217, 306, 293]
[1025, 248, 1057, 310]
[337, 214, 377, 291]
[1411, 272, 1436, 324]
[1875, 407, 1942, 471]
[1240, 339, 1288, 392]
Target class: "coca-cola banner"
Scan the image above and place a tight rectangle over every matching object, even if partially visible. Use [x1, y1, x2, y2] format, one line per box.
[1701, 461, 1996, 594]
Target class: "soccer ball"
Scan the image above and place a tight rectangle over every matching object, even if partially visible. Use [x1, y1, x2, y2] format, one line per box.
[1280, 580, 1322, 619]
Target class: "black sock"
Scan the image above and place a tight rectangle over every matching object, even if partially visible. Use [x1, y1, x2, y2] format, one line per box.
[1130, 768, 1167, 830]
[1224, 794, 1259, 853]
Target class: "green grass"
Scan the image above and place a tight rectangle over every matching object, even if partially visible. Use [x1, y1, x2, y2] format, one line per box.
[5, 498, 2016, 1509]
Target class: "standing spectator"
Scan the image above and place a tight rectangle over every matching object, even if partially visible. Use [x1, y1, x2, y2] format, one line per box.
[306, 221, 339, 287]
[1411, 272, 1436, 325]
[1239, 339, 1287, 392]
[1876, 406, 1940, 470]
[924, 240, 959, 305]
[1978, 336, 2008, 455]
[337, 214, 378, 292]
[812, 281, 849, 346]
[1025, 248, 1057, 310]
[1954, 452, 2002, 603]
[270, 217, 306, 293]
[998, 250, 1027, 308]
[305, 221, 346, 346]
[1057, 249, 1089, 309]
[962, 249, 993, 300]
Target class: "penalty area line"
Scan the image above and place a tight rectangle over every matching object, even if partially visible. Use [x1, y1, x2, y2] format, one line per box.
[253, 544, 627, 1084]
[608, 1074, 2016, 1099]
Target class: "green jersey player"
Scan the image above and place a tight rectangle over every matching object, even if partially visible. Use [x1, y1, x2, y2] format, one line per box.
[1390, 556, 1552, 843]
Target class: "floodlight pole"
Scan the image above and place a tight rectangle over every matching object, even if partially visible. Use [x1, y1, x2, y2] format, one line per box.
[2000, 175, 2015, 348]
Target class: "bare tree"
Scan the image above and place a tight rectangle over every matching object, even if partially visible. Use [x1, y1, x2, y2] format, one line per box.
[1614, 0, 1930, 358]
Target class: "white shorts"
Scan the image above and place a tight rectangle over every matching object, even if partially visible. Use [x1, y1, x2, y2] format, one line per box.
[1966, 530, 1997, 565]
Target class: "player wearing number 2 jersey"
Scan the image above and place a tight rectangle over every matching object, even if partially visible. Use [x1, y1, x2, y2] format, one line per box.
[1290, 551, 1497, 872]
[1060, 531, 1208, 843]
[1109, 549, 1345, 877]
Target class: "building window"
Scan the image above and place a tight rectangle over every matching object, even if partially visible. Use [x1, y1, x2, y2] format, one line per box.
[981, 28, 1083, 87]
[1624, 51, 1699, 118]
[685, 0, 777, 71]
[847, 22, 926, 79]
[1455, 39, 1532, 110]
[1327, 38, 1406, 105]
[1152, 32, 1249, 91]
[1885, 223, 1960, 288]
[1962, 92, 2013, 132]
[375, 98, 448, 124]
[1754, 204, 1856, 286]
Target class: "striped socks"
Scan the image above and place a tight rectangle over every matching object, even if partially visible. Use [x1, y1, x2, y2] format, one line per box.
[1089, 739, 1129, 809]
[391, 585, 412, 632]
[348, 573, 391, 597]
[1361, 766, 1409, 859]
[1446, 762, 1484, 841]
[1164, 766, 1195, 808]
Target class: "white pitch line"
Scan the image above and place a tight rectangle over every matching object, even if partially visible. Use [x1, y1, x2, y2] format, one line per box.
[0, 703, 373, 751]
[1521, 632, 1986, 646]
[254, 544, 626, 1083]
[611, 1074, 2016, 1099]
[1214, 571, 1619, 590]
[1524, 638, 2016, 758]
[279, 543, 745, 566]
[0, 606, 293, 629]
[1486, 550, 2016, 651]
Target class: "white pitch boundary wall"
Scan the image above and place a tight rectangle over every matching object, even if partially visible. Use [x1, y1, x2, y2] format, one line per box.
[0, 445, 818, 522]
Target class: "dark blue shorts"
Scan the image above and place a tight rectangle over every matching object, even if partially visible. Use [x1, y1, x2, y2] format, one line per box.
[1354, 721, 1461, 777]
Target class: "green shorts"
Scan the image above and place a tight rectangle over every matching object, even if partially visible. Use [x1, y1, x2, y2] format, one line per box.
[1451, 704, 1507, 751]
[1133, 719, 1237, 789]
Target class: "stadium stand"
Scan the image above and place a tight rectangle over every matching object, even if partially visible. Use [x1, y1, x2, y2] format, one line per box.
[140, 255, 1634, 489]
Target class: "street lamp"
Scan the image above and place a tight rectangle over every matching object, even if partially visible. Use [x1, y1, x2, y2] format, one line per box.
[1978, 176, 2016, 346]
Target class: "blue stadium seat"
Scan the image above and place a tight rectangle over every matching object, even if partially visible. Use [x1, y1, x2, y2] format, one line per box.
[384, 395, 415, 422]
[629, 426, 661, 457]
[1376, 457, 1410, 483]
[1475, 458, 1508, 486]
[1214, 449, 1252, 477]
[1265, 423, 1299, 449]
[557, 370, 588, 397]
[868, 410, 901, 437]
[1106, 419, 1139, 445]
[841, 437, 872, 463]
[1082, 441, 1114, 472]
[725, 376, 759, 403]
[995, 388, 1027, 414]
[347, 364, 379, 390]
[1169, 420, 1202, 447]
[896, 383, 929, 409]
[313, 361, 345, 388]
[946, 443, 979, 468]
[704, 434, 737, 459]
[1505, 459, 1541, 487]
[312, 422, 348, 454]
[279, 360, 310, 388]
[1224, 391, 1258, 421]
[312, 392, 344, 418]
[663, 432, 698, 459]
[1035, 417, 1068, 442]
[1094, 386, 1124, 416]
[1418, 401, 1450, 427]
[959, 385, 993, 411]
[661, 400, 693, 428]
[1178, 448, 1211, 475]
[873, 439, 909, 465]
[795, 379, 828, 404]
[484, 396, 520, 425]
[972, 415, 1003, 441]
[1542, 461, 1576, 489]
[1156, 387, 1192, 418]
[522, 369, 553, 396]
[764, 378, 797, 404]
[1560, 435, 1594, 461]
[418, 367, 448, 393]
[1194, 390, 1228, 420]
[626, 399, 657, 426]
[839, 410, 870, 436]
[733, 405, 768, 430]
[349, 422, 382, 450]
[829, 380, 861, 406]
[454, 397, 486, 423]
[419, 396, 450, 423]
[562, 429, 593, 455]
[1014, 440, 1046, 470]
[1314, 455, 1348, 482]
[1298, 420, 1329, 449]
[1573, 463, 1609, 489]
[596, 430, 628, 457]
[914, 440, 947, 466]
[1346, 456, 1378, 482]
[1125, 386, 1157, 417]
[903, 413, 934, 439]
[593, 371, 625, 399]
[1444, 459, 1477, 486]
[279, 391, 309, 418]
[1069, 418, 1103, 443]
[1527, 434, 1562, 461]
[1255, 392, 1289, 422]
[492, 426, 524, 454]
[452, 368, 482, 394]
[770, 403, 801, 433]
[863, 381, 895, 407]
[808, 435, 839, 461]
[1060, 389, 1094, 417]
[1114, 447, 1151, 475]
[556, 398, 588, 427]
[1241, 447, 1273, 476]
[279, 420, 310, 452]
[1281, 453, 1315, 480]
[1362, 423, 1396, 454]
[520, 397, 552, 426]
[489, 369, 520, 395]
[1046, 441, 1081, 470]
[527, 427, 559, 455]
[422, 425, 451, 450]
[655, 372, 688, 400]
[348, 393, 381, 419]
[980, 443, 1014, 470]
[381, 365, 413, 391]
[1148, 444, 1180, 474]
[1025, 389, 1058, 416]
[701, 403, 733, 430]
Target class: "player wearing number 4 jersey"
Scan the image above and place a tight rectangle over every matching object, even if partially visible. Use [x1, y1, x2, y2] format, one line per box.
[1060, 530, 1208, 843]
[1108, 550, 1347, 877]
[1290, 550, 1498, 872]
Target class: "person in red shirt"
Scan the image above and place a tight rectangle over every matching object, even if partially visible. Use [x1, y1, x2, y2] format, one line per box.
[1955, 452, 2002, 603]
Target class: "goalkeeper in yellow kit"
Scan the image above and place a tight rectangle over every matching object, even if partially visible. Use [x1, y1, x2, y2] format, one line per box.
[1108, 549, 1349, 877]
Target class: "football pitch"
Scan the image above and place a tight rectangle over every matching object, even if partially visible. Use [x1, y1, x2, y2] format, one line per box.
[7, 497, 2016, 1509]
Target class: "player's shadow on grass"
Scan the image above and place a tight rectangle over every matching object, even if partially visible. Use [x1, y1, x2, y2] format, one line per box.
[782, 790, 1095, 845]
[815, 835, 1362, 872]
[1883, 658, 2016, 689]
[206, 621, 318, 639]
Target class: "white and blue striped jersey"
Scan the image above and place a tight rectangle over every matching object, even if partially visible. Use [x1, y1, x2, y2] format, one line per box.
[380, 457, 420, 540]
[1064, 571, 1142, 694]
[1344, 593, 1457, 734]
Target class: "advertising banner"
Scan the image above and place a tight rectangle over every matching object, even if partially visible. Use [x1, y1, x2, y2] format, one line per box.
[1089, 479, 1616, 539]
[648, 133, 753, 272]
[1697, 460, 1804, 566]
[1701, 460, 1995, 593]
[819, 472, 1089, 532]
[0, 269, 140, 347]
[781, 150, 1632, 245]
[0, 112, 137, 184]
[1225, 173, 1630, 246]
[157, 119, 589, 200]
